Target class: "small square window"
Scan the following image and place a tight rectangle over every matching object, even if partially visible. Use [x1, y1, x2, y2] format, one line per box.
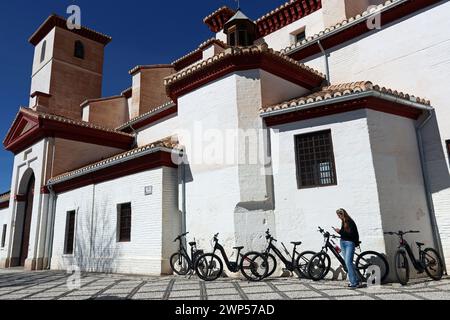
[118, 203, 132, 243]
[446, 140, 450, 164]
[295, 130, 337, 188]
[295, 30, 306, 43]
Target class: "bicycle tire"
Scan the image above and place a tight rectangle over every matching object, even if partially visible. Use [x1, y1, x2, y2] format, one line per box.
[195, 253, 223, 281]
[355, 250, 390, 283]
[263, 253, 277, 278]
[170, 252, 190, 276]
[423, 248, 444, 281]
[240, 251, 268, 282]
[308, 252, 331, 281]
[296, 251, 316, 279]
[394, 250, 410, 286]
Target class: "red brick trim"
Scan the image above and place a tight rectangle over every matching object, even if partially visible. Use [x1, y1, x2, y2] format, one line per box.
[15, 194, 27, 202]
[262, 96, 424, 127]
[3, 110, 134, 154]
[50, 150, 177, 194]
[166, 51, 324, 101]
[0, 202, 8, 209]
[122, 105, 178, 133]
[288, 0, 441, 61]
[29, 15, 111, 46]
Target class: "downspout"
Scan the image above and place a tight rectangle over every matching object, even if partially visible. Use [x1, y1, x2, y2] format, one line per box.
[317, 40, 330, 85]
[180, 149, 187, 248]
[416, 110, 447, 275]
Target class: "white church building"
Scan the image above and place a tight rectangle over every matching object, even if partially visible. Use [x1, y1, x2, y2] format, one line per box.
[0, 0, 449, 277]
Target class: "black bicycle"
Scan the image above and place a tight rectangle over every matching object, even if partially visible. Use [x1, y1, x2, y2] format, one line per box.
[194, 233, 268, 282]
[384, 230, 443, 285]
[170, 232, 205, 276]
[308, 227, 389, 283]
[262, 229, 315, 279]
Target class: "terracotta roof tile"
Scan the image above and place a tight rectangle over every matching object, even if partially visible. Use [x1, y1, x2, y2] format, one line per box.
[260, 81, 431, 113]
[166, 44, 324, 87]
[20, 107, 133, 138]
[116, 101, 176, 130]
[48, 137, 179, 185]
[172, 38, 228, 69]
[0, 192, 10, 204]
[281, 0, 401, 54]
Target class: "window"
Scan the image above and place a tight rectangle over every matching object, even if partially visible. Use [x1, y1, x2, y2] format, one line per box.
[118, 203, 132, 242]
[64, 211, 76, 255]
[446, 140, 450, 163]
[295, 31, 306, 43]
[1, 225, 6, 248]
[40, 40, 47, 63]
[74, 40, 85, 59]
[295, 130, 337, 188]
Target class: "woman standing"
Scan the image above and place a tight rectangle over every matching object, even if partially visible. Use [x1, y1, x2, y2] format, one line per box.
[333, 208, 364, 289]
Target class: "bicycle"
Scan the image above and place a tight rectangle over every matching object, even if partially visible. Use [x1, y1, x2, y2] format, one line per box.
[170, 232, 205, 276]
[308, 227, 389, 283]
[194, 233, 268, 282]
[384, 230, 443, 285]
[262, 229, 315, 279]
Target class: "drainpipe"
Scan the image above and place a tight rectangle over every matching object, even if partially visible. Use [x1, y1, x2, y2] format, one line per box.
[44, 185, 57, 270]
[416, 110, 447, 275]
[179, 148, 187, 248]
[317, 40, 330, 85]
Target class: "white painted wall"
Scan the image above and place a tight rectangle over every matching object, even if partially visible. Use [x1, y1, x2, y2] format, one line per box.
[0, 207, 9, 260]
[261, 10, 325, 51]
[136, 114, 179, 147]
[269, 109, 385, 278]
[300, 1, 450, 267]
[51, 167, 179, 275]
[367, 109, 435, 275]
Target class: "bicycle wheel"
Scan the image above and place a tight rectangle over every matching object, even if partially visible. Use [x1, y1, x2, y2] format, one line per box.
[355, 251, 390, 283]
[195, 253, 223, 281]
[241, 252, 268, 282]
[422, 248, 443, 281]
[308, 252, 331, 281]
[170, 252, 190, 276]
[263, 253, 277, 278]
[394, 250, 410, 286]
[296, 251, 316, 279]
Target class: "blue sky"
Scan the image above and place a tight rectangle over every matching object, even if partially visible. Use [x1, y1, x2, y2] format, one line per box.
[0, 0, 285, 192]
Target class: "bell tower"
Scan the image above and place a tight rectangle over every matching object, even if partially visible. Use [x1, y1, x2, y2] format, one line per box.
[28, 15, 111, 120]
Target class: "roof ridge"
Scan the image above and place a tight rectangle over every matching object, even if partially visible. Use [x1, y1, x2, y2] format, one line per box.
[260, 81, 431, 113]
[20, 107, 133, 137]
[116, 101, 175, 130]
[48, 137, 179, 184]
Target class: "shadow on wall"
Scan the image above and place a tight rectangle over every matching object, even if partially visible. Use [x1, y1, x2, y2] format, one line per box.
[72, 200, 119, 274]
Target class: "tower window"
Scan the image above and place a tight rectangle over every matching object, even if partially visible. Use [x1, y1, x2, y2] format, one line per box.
[296, 31, 306, 43]
[74, 40, 85, 59]
[1, 225, 6, 248]
[40, 41, 47, 63]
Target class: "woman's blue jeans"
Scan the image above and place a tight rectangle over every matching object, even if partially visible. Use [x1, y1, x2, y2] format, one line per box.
[341, 240, 359, 286]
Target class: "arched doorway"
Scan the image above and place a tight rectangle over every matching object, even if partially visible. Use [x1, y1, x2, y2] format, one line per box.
[10, 169, 35, 268]
[19, 174, 35, 266]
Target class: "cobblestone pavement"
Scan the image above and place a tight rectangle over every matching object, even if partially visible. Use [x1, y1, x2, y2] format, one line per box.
[0, 269, 449, 300]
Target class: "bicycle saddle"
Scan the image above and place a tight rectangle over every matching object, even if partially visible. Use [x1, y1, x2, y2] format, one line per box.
[189, 242, 196, 246]
[416, 242, 425, 247]
[291, 241, 302, 246]
[233, 246, 244, 250]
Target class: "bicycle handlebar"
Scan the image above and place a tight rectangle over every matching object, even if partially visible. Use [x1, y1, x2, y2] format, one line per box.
[173, 232, 189, 242]
[384, 230, 421, 236]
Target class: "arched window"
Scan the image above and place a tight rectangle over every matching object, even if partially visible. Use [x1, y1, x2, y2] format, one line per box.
[40, 40, 47, 63]
[74, 40, 85, 59]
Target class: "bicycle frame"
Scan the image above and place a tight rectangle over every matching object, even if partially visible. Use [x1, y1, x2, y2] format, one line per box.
[213, 241, 242, 272]
[397, 237, 425, 272]
[321, 234, 348, 272]
[264, 237, 300, 271]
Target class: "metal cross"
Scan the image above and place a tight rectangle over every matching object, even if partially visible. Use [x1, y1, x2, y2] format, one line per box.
[235, 0, 240, 9]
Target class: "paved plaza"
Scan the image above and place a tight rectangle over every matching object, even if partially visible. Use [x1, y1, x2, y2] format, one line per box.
[0, 269, 449, 300]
